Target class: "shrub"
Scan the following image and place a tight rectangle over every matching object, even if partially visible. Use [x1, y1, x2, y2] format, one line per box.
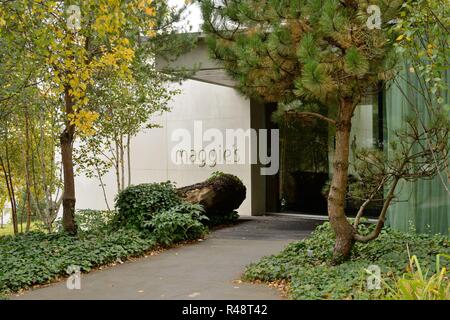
[145, 203, 208, 246]
[206, 211, 239, 227]
[243, 221, 449, 300]
[113, 182, 182, 231]
[75, 209, 115, 233]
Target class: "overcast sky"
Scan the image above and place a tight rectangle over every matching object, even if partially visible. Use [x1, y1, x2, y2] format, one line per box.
[169, 0, 203, 32]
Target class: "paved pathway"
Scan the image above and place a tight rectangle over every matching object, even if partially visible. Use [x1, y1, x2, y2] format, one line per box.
[13, 215, 321, 300]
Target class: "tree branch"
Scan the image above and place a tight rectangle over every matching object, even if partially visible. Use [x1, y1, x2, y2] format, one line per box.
[354, 176, 400, 242]
[353, 176, 387, 228]
[285, 110, 337, 125]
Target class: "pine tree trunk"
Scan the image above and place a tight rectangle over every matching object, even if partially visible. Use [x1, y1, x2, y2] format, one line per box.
[328, 98, 355, 263]
[61, 89, 77, 235]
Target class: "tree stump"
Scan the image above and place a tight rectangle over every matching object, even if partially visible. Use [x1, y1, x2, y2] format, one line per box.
[177, 173, 246, 217]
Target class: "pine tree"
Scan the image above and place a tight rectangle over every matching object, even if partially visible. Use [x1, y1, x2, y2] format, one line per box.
[201, 0, 403, 262]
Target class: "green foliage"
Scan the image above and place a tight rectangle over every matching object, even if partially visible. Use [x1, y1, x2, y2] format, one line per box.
[207, 170, 227, 181]
[1, 0, 196, 234]
[387, 254, 450, 300]
[0, 195, 212, 295]
[344, 47, 369, 77]
[113, 182, 182, 231]
[243, 222, 449, 300]
[0, 222, 39, 237]
[113, 182, 211, 245]
[0, 229, 156, 294]
[206, 211, 239, 227]
[74, 209, 115, 233]
[203, 171, 245, 221]
[207, 171, 244, 187]
[297, 33, 319, 62]
[393, 0, 449, 105]
[145, 203, 208, 246]
[202, 0, 403, 104]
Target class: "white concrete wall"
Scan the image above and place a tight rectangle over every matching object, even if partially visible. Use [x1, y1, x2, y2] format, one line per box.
[328, 103, 376, 176]
[1, 206, 11, 225]
[351, 104, 375, 150]
[75, 79, 255, 215]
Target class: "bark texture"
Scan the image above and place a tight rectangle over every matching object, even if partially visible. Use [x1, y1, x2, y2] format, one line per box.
[61, 88, 77, 235]
[177, 173, 246, 217]
[328, 99, 356, 263]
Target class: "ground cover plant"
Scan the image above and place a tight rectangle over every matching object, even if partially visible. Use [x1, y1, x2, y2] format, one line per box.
[0, 176, 243, 296]
[0, 228, 156, 294]
[243, 222, 450, 300]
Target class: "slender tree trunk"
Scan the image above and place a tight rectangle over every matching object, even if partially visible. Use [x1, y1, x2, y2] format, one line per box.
[19, 195, 24, 233]
[127, 134, 131, 187]
[2, 125, 19, 235]
[24, 105, 32, 232]
[120, 135, 125, 191]
[95, 163, 111, 211]
[36, 108, 56, 233]
[1, 156, 18, 235]
[60, 88, 77, 235]
[0, 197, 3, 228]
[30, 120, 45, 230]
[114, 136, 121, 192]
[327, 98, 356, 263]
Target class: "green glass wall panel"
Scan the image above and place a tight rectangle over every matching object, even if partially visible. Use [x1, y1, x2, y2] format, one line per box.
[385, 68, 450, 237]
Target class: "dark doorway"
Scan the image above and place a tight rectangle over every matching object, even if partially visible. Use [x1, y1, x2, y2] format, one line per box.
[265, 104, 330, 215]
[279, 112, 329, 214]
[266, 91, 385, 217]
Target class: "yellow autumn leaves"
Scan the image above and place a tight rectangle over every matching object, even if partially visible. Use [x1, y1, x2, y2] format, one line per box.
[397, 34, 436, 57]
[0, 6, 7, 26]
[68, 110, 100, 136]
[137, 0, 158, 37]
[96, 42, 135, 70]
[23, 0, 166, 137]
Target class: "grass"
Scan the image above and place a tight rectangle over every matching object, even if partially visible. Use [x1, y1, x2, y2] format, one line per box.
[0, 222, 40, 237]
[243, 221, 450, 300]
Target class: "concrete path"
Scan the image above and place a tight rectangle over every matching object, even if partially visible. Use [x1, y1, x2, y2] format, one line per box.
[13, 215, 320, 300]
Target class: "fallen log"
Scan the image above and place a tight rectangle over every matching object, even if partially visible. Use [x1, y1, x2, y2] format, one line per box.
[177, 173, 246, 217]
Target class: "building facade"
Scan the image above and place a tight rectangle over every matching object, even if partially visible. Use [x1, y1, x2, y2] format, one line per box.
[75, 36, 449, 236]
